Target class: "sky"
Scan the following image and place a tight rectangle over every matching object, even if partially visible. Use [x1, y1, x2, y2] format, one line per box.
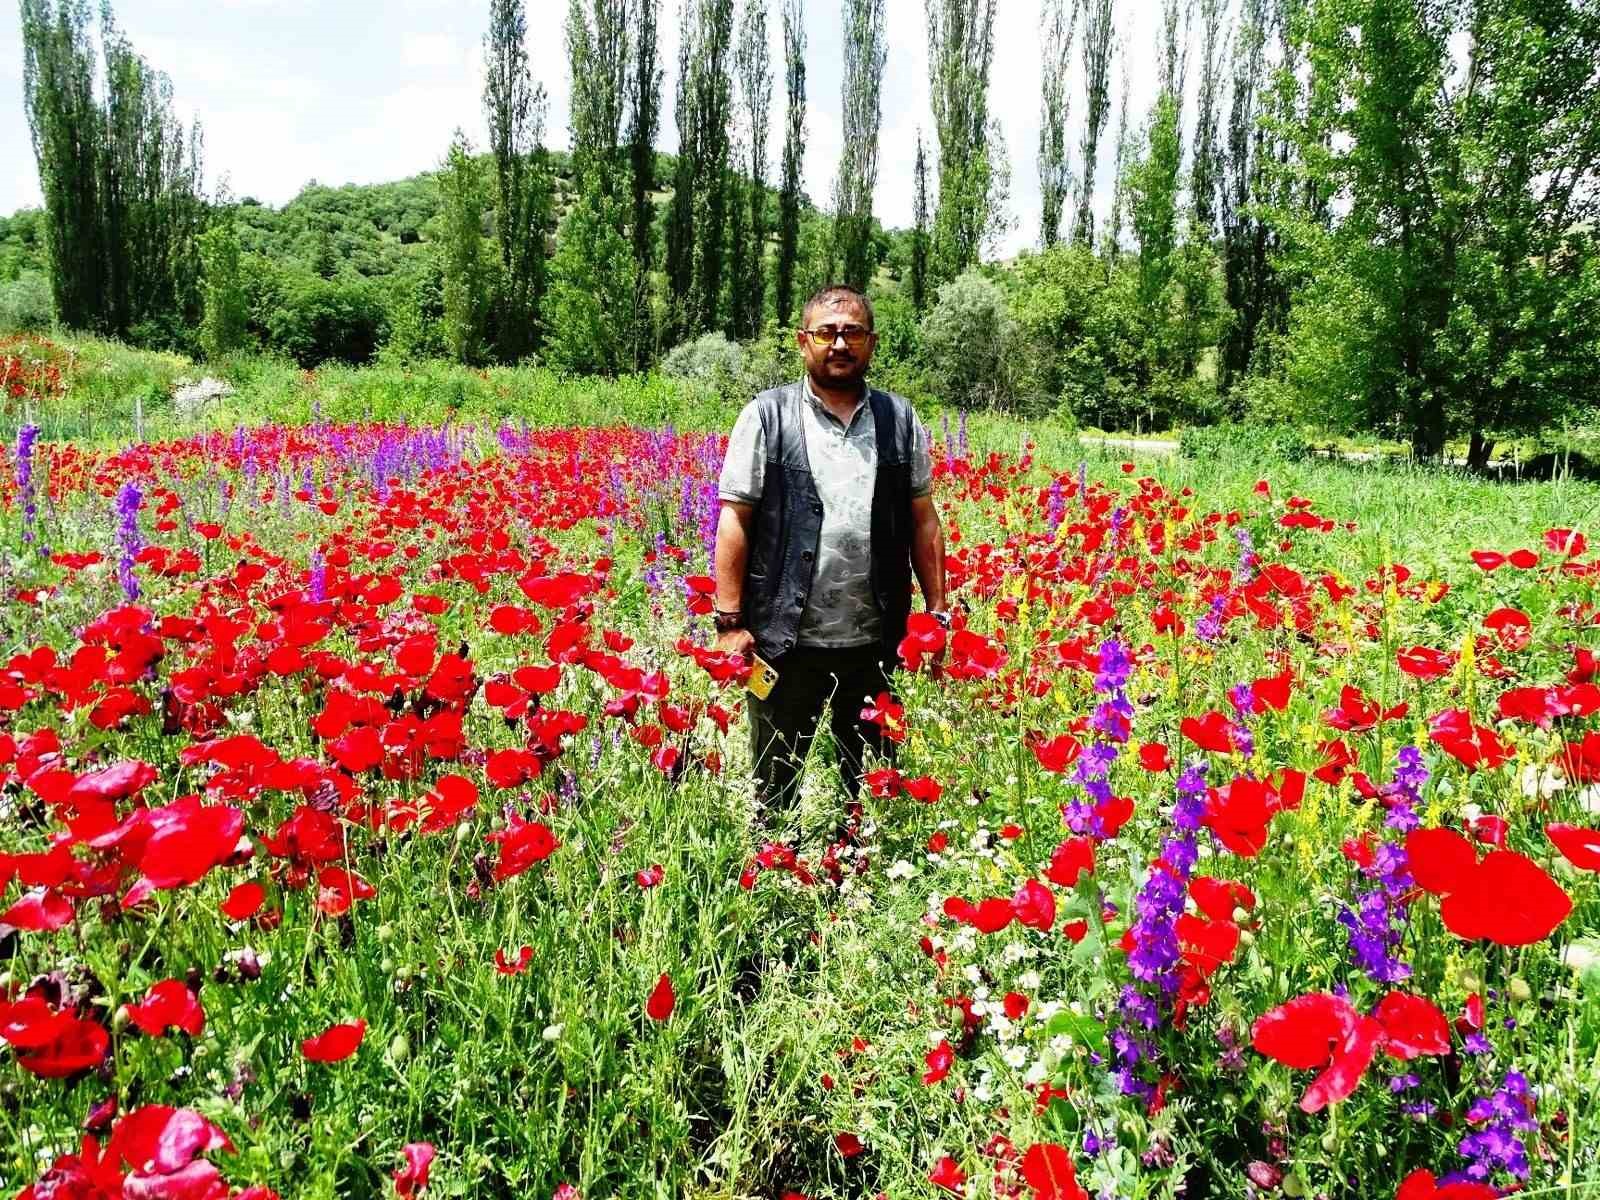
[0, 0, 1168, 260]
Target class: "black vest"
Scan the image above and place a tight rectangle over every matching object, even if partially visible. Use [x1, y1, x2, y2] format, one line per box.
[744, 381, 916, 662]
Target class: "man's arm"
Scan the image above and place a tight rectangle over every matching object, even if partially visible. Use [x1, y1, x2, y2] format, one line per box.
[910, 494, 947, 612]
[713, 499, 758, 657]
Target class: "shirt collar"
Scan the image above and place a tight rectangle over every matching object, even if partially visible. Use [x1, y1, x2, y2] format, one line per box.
[801, 374, 868, 429]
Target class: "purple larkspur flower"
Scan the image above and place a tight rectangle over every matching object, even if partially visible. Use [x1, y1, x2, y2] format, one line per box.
[16, 424, 39, 548]
[1196, 593, 1228, 643]
[1047, 477, 1065, 532]
[1459, 1071, 1537, 1182]
[115, 481, 143, 602]
[308, 549, 327, 603]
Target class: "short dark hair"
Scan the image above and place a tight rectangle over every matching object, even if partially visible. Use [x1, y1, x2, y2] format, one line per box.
[801, 283, 874, 331]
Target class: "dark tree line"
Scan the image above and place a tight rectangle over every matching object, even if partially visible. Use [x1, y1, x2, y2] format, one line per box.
[21, 0, 206, 345]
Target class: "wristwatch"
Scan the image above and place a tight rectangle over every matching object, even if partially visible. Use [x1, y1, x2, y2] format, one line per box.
[713, 608, 745, 633]
[930, 609, 953, 629]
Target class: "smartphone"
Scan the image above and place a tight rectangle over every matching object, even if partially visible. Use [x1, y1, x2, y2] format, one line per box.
[747, 654, 779, 700]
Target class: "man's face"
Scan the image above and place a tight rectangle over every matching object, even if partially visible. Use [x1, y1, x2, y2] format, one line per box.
[795, 298, 877, 390]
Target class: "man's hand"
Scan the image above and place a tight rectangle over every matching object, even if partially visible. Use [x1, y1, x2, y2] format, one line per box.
[714, 628, 757, 660]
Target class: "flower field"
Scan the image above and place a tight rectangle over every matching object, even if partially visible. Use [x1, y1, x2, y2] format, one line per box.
[1, 415, 1598, 1200]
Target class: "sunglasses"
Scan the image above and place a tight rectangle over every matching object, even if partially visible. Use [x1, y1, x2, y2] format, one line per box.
[802, 325, 873, 348]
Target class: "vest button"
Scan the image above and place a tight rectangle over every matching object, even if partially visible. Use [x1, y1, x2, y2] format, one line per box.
[811, 503, 823, 515]
[801, 549, 813, 562]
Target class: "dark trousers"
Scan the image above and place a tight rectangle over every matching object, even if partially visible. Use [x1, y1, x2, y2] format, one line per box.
[748, 643, 896, 823]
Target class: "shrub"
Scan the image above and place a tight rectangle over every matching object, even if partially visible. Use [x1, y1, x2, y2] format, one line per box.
[661, 333, 748, 403]
[0, 272, 53, 333]
[1178, 420, 1313, 465]
[920, 269, 1014, 409]
[262, 272, 390, 367]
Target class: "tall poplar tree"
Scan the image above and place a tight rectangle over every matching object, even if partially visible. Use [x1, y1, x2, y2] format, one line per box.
[550, 0, 634, 373]
[440, 131, 493, 365]
[911, 131, 931, 312]
[689, 0, 737, 331]
[1217, 0, 1271, 395]
[733, 0, 772, 336]
[19, 0, 101, 331]
[1037, 0, 1079, 249]
[926, 0, 998, 281]
[664, 4, 697, 338]
[1072, 0, 1115, 245]
[567, 0, 630, 188]
[625, 0, 662, 366]
[1189, 0, 1227, 231]
[775, 0, 807, 328]
[834, 0, 888, 290]
[21, 0, 205, 341]
[483, 0, 552, 361]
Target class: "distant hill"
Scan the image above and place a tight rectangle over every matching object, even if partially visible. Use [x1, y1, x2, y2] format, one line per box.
[0, 148, 853, 286]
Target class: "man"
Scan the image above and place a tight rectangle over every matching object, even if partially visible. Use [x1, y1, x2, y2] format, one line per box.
[712, 283, 949, 834]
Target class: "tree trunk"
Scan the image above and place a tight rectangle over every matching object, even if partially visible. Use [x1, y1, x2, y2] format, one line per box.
[1467, 429, 1495, 472]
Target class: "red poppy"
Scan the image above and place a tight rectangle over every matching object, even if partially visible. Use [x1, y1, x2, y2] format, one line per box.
[928, 1155, 966, 1193]
[944, 894, 1015, 934]
[1397, 646, 1454, 681]
[1440, 851, 1571, 945]
[1394, 1169, 1497, 1200]
[1138, 742, 1170, 772]
[1045, 837, 1095, 888]
[486, 814, 559, 881]
[1, 888, 74, 932]
[122, 980, 204, 1038]
[301, 1018, 366, 1062]
[922, 1038, 953, 1084]
[1189, 876, 1255, 922]
[1427, 708, 1511, 771]
[1250, 992, 1383, 1112]
[393, 1142, 435, 1198]
[1175, 914, 1240, 978]
[1, 999, 110, 1077]
[1180, 710, 1239, 754]
[635, 864, 665, 888]
[494, 946, 533, 975]
[1003, 991, 1029, 1019]
[645, 972, 675, 1021]
[1371, 991, 1449, 1060]
[1250, 666, 1293, 712]
[220, 881, 266, 921]
[1547, 823, 1600, 871]
[1019, 1142, 1088, 1200]
[834, 1131, 864, 1158]
[1031, 733, 1082, 773]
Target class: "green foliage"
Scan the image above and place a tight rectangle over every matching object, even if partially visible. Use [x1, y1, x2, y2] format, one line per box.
[545, 191, 635, 375]
[926, 0, 997, 282]
[774, 0, 806, 329]
[439, 133, 496, 366]
[1177, 419, 1312, 465]
[20, 0, 206, 343]
[199, 216, 249, 359]
[0, 271, 55, 332]
[257, 266, 389, 368]
[920, 268, 1014, 409]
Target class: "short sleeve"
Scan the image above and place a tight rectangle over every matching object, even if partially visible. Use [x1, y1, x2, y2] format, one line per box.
[910, 414, 933, 498]
[717, 402, 766, 503]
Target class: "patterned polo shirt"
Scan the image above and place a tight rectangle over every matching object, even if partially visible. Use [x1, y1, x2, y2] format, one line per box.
[718, 376, 933, 649]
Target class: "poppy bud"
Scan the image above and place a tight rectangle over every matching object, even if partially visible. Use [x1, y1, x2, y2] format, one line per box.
[112, 1006, 131, 1033]
[1509, 976, 1532, 1004]
[389, 1033, 411, 1063]
[1281, 1173, 1306, 1198]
